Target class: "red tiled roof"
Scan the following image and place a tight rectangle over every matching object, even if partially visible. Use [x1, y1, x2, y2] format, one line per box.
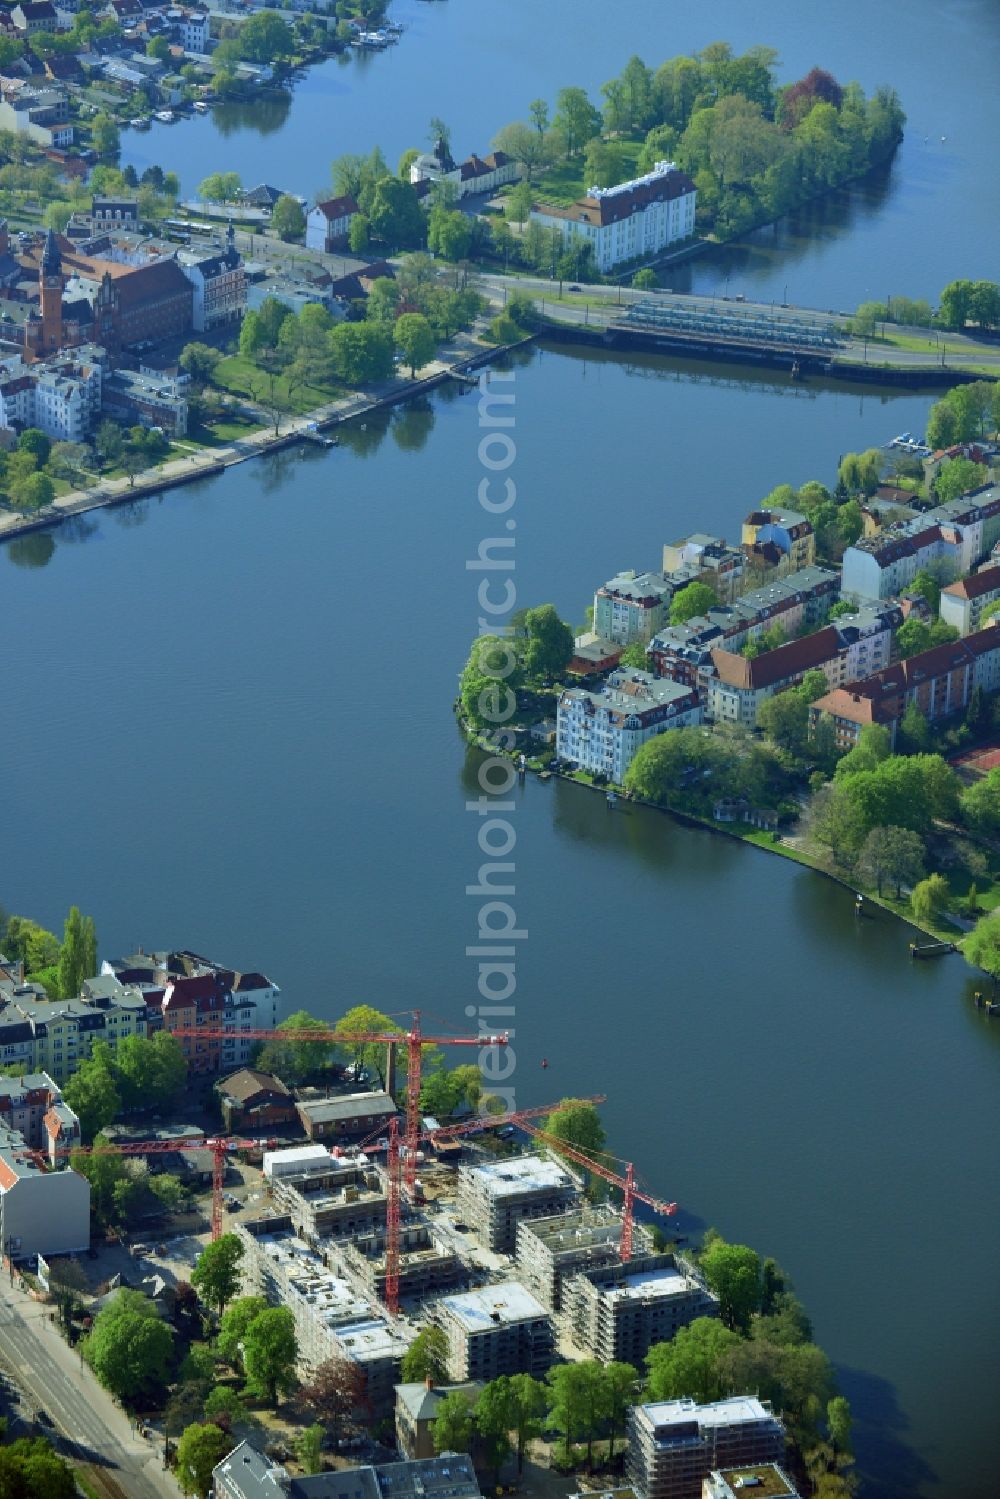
[0, 1159, 19, 1190]
[537, 167, 695, 228]
[942, 565, 1000, 602]
[314, 194, 358, 221]
[712, 626, 840, 690]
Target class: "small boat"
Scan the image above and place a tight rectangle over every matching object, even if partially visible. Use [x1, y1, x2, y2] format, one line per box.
[130, 116, 150, 129]
[541, 1058, 549, 1069]
[193, 100, 208, 113]
[155, 109, 175, 123]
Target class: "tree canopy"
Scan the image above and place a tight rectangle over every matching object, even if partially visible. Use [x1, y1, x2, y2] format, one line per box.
[176, 1423, 233, 1499]
[83, 1289, 174, 1403]
[191, 1233, 244, 1315]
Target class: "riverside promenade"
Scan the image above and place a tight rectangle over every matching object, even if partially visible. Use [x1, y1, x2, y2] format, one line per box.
[0, 324, 528, 546]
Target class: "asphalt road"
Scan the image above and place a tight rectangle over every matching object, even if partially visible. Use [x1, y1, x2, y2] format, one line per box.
[0, 1278, 179, 1499]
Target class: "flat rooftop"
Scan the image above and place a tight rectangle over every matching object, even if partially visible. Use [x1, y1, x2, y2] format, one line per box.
[439, 1280, 547, 1331]
[638, 1396, 775, 1433]
[713, 1467, 797, 1498]
[607, 1265, 690, 1301]
[466, 1154, 574, 1198]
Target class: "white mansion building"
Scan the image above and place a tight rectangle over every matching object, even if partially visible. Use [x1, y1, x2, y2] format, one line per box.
[530, 161, 696, 272]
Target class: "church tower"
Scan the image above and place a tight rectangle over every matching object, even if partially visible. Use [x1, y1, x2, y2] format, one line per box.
[39, 228, 64, 355]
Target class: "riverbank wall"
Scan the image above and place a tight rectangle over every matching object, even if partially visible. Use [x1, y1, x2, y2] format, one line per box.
[0, 335, 538, 548]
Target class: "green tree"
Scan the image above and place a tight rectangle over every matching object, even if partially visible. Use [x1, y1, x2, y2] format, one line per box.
[897, 700, 931, 754]
[18, 427, 51, 467]
[542, 1098, 606, 1159]
[700, 1237, 762, 1332]
[63, 1044, 120, 1140]
[910, 873, 950, 926]
[71, 1130, 129, 1222]
[332, 1004, 402, 1086]
[491, 120, 552, 182]
[271, 194, 305, 242]
[179, 342, 221, 384]
[217, 1295, 269, 1371]
[669, 580, 716, 624]
[633, 268, 658, 290]
[0, 1438, 75, 1499]
[395, 312, 436, 376]
[242, 1306, 297, 1406]
[583, 137, 619, 189]
[962, 767, 1000, 835]
[909, 569, 943, 612]
[297, 1424, 325, 1476]
[400, 1325, 449, 1385]
[833, 723, 892, 779]
[114, 1031, 187, 1112]
[9, 470, 55, 511]
[603, 1361, 638, 1462]
[546, 1360, 606, 1468]
[553, 86, 602, 155]
[757, 690, 810, 757]
[191, 1233, 244, 1315]
[237, 9, 294, 61]
[856, 825, 925, 897]
[936, 458, 988, 504]
[348, 213, 370, 254]
[460, 634, 523, 731]
[176, 1422, 232, 1499]
[57, 904, 95, 998]
[506, 181, 534, 227]
[83, 1289, 174, 1403]
[369, 177, 425, 249]
[505, 1373, 548, 1473]
[427, 206, 472, 261]
[257, 1008, 334, 1084]
[520, 603, 574, 678]
[827, 1395, 853, 1455]
[966, 910, 1000, 982]
[475, 1380, 514, 1486]
[146, 34, 170, 59]
[91, 113, 119, 156]
[645, 1317, 741, 1404]
[619, 641, 649, 669]
[432, 1391, 475, 1453]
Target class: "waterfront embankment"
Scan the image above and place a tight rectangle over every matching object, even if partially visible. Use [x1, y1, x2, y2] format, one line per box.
[0, 332, 537, 547]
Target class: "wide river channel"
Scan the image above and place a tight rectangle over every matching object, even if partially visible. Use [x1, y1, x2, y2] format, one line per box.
[7, 1, 1000, 1494]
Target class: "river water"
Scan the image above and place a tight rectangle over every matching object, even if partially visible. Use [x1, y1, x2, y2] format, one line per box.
[121, 0, 1000, 305]
[4, 350, 997, 1496]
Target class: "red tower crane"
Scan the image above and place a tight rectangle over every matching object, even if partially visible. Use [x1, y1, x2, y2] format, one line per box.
[170, 1010, 509, 1196]
[355, 1093, 607, 1316]
[518, 1120, 676, 1262]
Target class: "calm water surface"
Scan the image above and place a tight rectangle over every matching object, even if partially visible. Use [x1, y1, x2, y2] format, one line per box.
[121, 0, 1000, 304]
[4, 350, 996, 1495]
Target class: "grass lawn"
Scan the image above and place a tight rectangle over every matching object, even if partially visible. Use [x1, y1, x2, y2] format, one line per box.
[212, 355, 340, 415]
[532, 135, 645, 207]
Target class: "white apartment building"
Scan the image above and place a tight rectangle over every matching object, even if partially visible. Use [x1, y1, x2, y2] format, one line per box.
[179, 9, 208, 50]
[558, 668, 702, 781]
[530, 162, 696, 272]
[594, 570, 674, 644]
[0, 350, 102, 441]
[940, 564, 1000, 636]
[0, 1124, 90, 1258]
[841, 486, 1000, 600]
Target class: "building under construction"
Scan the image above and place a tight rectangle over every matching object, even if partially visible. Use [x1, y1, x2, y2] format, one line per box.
[455, 1153, 579, 1252]
[337, 1221, 464, 1306]
[269, 1154, 388, 1245]
[434, 1280, 555, 1382]
[515, 1205, 653, 1311]
[563, 1251, 718, 1365]
[236, 1219, 415, 1416]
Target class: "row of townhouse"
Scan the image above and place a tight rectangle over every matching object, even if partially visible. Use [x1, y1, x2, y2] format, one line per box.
[706, 604, 901, 729]
[841, 484, 1000, 600]
[810, 622, 1000, 749]
[0, 948, 280, 1083]
[592, 561, 836, 653]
